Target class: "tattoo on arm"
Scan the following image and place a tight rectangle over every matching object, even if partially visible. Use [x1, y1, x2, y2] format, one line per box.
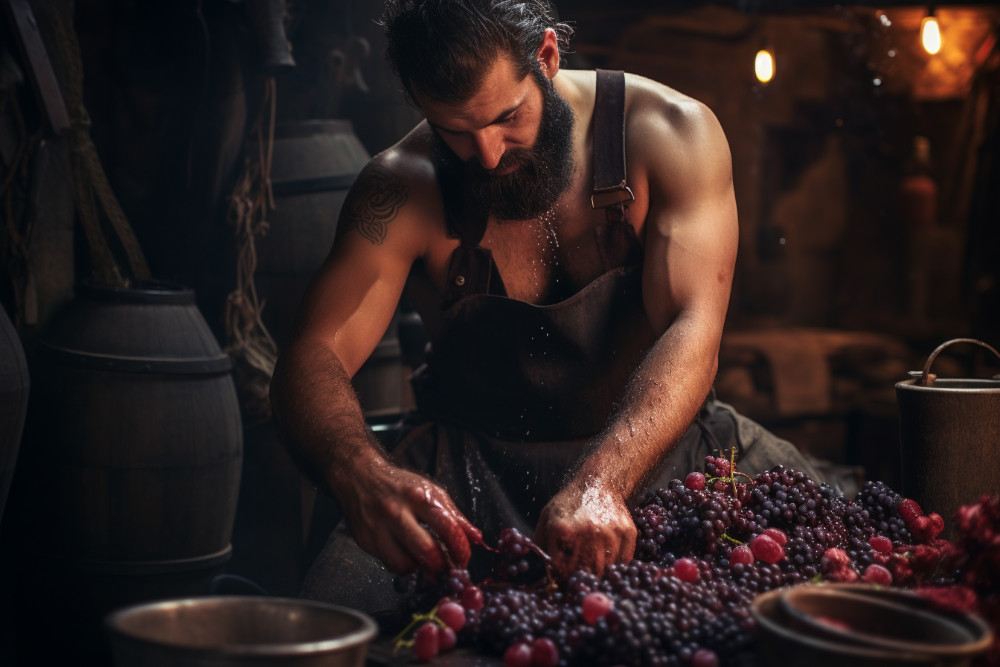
[339, 165, 408, 245]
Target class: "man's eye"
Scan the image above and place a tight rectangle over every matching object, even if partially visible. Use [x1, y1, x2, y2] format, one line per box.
[500, 115, 517, 124]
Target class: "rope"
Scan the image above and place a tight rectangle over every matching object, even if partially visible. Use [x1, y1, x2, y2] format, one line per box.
[43, 3, 150, 286]
[224, 76, 280, 423]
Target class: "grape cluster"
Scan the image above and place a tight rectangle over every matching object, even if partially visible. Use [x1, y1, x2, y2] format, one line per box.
[394, 457, 993, 666]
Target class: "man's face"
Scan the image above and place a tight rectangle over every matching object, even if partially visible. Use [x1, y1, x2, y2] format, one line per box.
[422, 58, 576, 222]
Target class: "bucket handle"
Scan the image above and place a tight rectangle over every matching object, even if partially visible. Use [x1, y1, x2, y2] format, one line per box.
[916, 338, 1000, 386]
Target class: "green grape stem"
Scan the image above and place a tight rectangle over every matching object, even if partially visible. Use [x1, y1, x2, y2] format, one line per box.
[390, 606, 446, 653]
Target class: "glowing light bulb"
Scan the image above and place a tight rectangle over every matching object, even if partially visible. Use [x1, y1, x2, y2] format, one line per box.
[755, 49, 775, 84]
[921, 14, 941, 54]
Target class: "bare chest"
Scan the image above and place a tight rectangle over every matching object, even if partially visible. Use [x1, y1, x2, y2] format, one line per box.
[477, 208, 606, 304]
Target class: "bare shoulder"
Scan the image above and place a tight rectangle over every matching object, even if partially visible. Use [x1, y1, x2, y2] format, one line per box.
[623, 73, 731, 167]
[622, 73, 733, 205]
[336, 124, 446, 254]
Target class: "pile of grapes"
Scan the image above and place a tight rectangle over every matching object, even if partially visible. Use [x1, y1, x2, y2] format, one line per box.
[392, 454, 1000, 666]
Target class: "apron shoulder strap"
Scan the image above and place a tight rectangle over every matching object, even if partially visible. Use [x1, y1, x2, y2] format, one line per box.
[592, 70, 634, 225]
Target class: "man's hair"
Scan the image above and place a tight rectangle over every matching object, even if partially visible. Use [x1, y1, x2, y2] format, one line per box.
[379, 0, 573, 104]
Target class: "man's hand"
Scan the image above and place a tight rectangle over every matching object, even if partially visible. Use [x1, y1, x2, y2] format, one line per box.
[343, 459, 482, 574]
[534, 477, 637, 580]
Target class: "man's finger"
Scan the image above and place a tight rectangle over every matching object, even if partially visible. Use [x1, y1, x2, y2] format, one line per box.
[358, 528, 420, 574]
[419, 500, 474, 567]
[405, 512, 454, 571]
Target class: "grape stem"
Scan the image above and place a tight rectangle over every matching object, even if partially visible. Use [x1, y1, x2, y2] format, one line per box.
[706, 448, 754, 497]
[390, 605, 445, 654]
[721, 532, 744, 546]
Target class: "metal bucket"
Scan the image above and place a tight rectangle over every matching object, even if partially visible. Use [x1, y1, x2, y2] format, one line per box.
[895, 338, 1000, 537]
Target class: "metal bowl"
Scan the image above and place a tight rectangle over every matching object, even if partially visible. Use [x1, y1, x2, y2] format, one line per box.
[752, 587, 939, 667]
[780, 583, 993, 661]
[751, 585, 993, 667]
[105, 596, 378, 667]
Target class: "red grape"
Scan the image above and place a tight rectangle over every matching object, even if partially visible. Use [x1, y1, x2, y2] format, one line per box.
[437, 625, 457, 652]
[412, 621, 439, 662]
[898, 498, 923, 524]
[730, 545, 754, 567]
[762, 527, 787, 546]
[862, 563, 893, 585]
[869, 535, 893, 553]
[461, 584, 485, 612]
[436, 600, 466, 632]
[672, 557, 700, 582]
[692, 648, 720, 667]
[750, 534, 784, 564]
[581, 591, 613, 624]
[685, 471, 706, 491]
[503, 640, 533, 667]
[531, 637, 559, 667]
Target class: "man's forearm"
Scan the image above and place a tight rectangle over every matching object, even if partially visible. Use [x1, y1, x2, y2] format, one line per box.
[270, 340, 388, 498]
[573, 313, 718, 502]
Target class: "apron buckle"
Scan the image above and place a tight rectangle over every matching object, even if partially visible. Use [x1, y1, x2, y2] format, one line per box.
[591, 183, 635, 209]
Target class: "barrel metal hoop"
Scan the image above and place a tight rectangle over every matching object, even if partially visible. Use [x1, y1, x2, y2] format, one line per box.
[41, 545, 233, 575]
[76, 280, 196, 305]
[40, 342, 233, 375]
[269, 174, 359, 196]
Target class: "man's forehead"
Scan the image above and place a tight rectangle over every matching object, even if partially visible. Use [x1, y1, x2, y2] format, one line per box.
[415, 56, 535, 125]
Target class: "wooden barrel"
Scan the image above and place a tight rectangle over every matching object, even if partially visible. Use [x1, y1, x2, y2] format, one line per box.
[0, 306, 29, 527]
[255, 119, 369, 350]
[254, 119, 406, 418]
[8, 281, 243, 662]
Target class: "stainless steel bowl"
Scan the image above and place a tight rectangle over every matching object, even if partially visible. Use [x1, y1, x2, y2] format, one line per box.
[751, 588, 938, 667]
[105, 596, 378, 667]
[781, 583, 993, 661]
[751, 585, 993, 667]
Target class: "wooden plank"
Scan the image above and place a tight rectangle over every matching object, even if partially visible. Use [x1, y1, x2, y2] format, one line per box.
[3, 0, 71, 135]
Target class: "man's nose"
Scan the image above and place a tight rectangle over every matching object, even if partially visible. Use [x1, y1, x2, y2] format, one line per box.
[471, 129, 505, 171]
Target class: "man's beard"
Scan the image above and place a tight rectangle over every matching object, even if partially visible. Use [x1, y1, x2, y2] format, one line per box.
[432, 71, 576, 223]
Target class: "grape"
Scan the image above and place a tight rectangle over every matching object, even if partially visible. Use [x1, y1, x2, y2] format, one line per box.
[730, 545, 754, 567]
[692, 647, 720, 667]
[863, 563, 893, 585]
[581, 592, 612, 624]
[750, 534, 784, 564]
[869, 535, 892, 553]
[412, 621, 439, 662]
[503, 641, 533, 667]
[685, 471, 707, 491]
[898, 498, 923, 524]
[462, 584, 485, 612]
[672, 557, 700, 582]
[437, 600, 466, 632]
[438, 625, 457, 651]
[531, 637, 559, 667]
[762, 527, 788, 546]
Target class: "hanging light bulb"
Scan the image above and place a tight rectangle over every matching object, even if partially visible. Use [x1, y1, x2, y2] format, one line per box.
[755, 47, 775, 84]
[920, 6, 942, 55]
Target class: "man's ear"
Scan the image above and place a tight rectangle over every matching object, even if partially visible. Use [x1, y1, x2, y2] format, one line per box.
[536, 27, 560, 78]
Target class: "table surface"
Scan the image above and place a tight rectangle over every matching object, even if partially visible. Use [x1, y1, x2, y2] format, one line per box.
[367, 642, 502, 666]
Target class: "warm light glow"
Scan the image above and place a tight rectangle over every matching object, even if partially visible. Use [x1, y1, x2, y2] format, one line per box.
[755, 49, 775, 83]
[921, 15, 942, 54]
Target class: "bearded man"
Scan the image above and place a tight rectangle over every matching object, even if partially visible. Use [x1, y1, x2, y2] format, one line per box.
[270, 0, 823, 611]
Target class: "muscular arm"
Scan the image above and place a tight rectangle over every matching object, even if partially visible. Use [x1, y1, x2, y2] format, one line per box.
[271, 157, 480, 574]
[536, 86, 738, 578]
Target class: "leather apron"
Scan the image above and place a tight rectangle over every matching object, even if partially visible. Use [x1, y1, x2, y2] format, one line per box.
[299, 71, 822, 612]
